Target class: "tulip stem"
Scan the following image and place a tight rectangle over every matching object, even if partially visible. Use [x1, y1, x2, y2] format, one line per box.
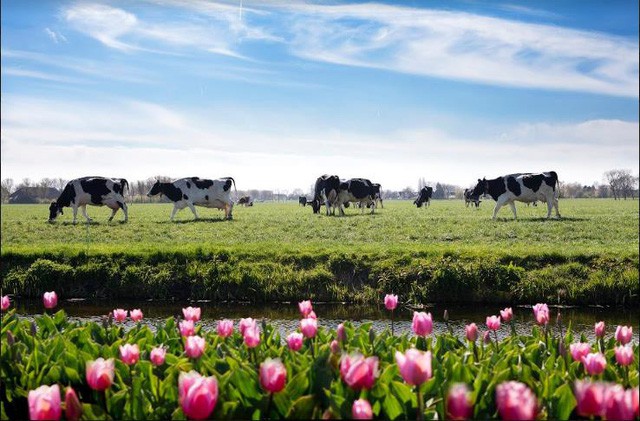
[416, 387, 424, 421]
[493, 331, 499, 353]
[472, 341, 478, 362]
[391, 310, 395, 336]
[265, 392, 274, 419]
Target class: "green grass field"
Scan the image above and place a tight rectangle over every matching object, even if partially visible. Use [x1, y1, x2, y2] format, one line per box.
[1, 199, 638, 304]
[1, 199, 638, 255]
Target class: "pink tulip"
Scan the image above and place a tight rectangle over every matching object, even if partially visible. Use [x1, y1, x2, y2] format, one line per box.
[259, 358, 287, 393]
[286, 332, 303, 351]
[465, 323, 478, 342]
[594, 321, 605, 338]
[632, 387, 639, 418]
[615, 325, 633, 345]
[486, 315, 501, 331]
[412, 311, 433, 336]
[384, 294, 398, 311]
[352, 399, 373, 419]
[581, 352, 607, 375]
[86, 358, 115, 391]
[330, 339, 340, 354]
[337, 323, 346, 342]
[28, 384, 61, 420]
[185, 335, 206, 358]
[112, 308, 127, 323]
[532, 303, 549, 325]
[447, 383, 472, 420]
[216, 319, 234, 338]
[119, 343, 140, 365]
[1, 295, 9, 311]
[500, 308, 513, 323]
[495, 381, 537, 420]
[150, 346, 166, 366]
[298, 300, 313, 318]
[179, 319, 196, 337]
[483, 330, 491, 344]
[182, 306, 201, 322]
[178, 371, 218, 420]
[394, 349, 432, 386]
[569, 343, 591, 362]
[604, 384, 635, 421]
[307, 310, 317, 319]
[300, 317, 318, 338]
[340, 353, 379, 390]
[64, 387, 82, 421]
[43, 291, 58, 309]
[615, 345, 634, 366]
[239, 317, 256, 335]
[130, 309, 143, 322]
[244, 324, 261, 348]
[574, 380, 605, 417]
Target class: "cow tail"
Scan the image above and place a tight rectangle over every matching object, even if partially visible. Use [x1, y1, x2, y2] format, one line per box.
[122, 179, 130, 198]
[225, 177, 237, 202]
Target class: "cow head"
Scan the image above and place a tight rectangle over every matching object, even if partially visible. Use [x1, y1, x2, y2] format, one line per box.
[311, 199, 321, 214]
[48, 202, 63, 222]
[147, 180, 162, 197]
[472, 178, 487, 198]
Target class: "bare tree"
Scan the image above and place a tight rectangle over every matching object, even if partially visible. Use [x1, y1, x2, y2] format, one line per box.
[604, 169, 636, 200]
[1, 178, 14, 203]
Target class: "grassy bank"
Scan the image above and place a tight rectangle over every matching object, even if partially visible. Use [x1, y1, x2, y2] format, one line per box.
[1, 200, 638, 305]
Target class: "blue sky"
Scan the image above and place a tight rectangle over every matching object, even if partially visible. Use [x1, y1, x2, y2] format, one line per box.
[1, 0, 638, 191]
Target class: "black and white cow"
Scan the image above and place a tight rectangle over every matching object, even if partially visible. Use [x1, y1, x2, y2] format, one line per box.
[335, 178, 377, 215]
[372, 183, 383, 209]
[464, 188, 481, 208]
[238, 196, 251, 206]
[298, 196, 307, 207]
[147, 177, 236, 220]
[48, 176, 129, 224]
[471, 171, 560, 219]
[414, 186, 433, 208]
[311, 174, 341, 215]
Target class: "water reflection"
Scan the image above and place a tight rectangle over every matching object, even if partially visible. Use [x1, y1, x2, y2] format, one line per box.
[12, 300, 639, 343]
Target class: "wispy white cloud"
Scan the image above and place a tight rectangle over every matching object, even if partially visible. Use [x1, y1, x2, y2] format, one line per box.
[44, 27, 67, 44]
[2, 95, 637, 189]
[1, 67, 84, 84]
[278, 3, 638, 98]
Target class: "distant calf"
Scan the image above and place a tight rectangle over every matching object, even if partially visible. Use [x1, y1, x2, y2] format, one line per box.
[147, 177, 236, 220]
[471, 171, 560, 219]
[298, 196, 308, 206]
[414, 186, 433, 208]
[238, 196, 251, 206]
[48, 176, 129, 224]
[464, 188, 481, 208]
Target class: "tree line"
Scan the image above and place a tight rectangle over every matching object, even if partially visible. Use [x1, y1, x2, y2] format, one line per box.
[1, 170, 638, 203]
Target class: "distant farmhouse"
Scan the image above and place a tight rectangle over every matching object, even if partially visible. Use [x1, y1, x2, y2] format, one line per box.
[9, 187, 60, 204]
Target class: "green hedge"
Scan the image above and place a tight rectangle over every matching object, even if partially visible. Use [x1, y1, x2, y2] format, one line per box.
[1, 251, 637, 305]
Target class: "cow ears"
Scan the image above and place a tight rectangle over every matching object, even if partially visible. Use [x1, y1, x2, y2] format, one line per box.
[477, 179, 482, 183]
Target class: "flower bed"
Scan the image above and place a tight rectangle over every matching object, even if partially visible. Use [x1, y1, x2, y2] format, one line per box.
[0, 295, 638, 420]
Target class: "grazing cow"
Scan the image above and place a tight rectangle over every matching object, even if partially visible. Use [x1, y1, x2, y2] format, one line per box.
[311, 174, 341, 215]
[147, 176, 236, 220]
[238, 196, 251, 206]
[414, 186, 433, 208]
[464, 188, 481, 208]
[372, 183, 383, 208]
[471, 171, 560, 219]
[48, 176, 129, 224]
[298, 196, 307, 206]
[335, 178, 377, 215]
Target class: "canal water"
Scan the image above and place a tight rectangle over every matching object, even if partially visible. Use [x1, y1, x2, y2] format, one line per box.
[9, 299, 639, 343]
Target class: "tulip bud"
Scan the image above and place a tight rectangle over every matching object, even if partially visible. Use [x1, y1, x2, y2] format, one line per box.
[1, 295, 10, 311]
[446, 384, 472, 420]
[330, 339, 340, 354]
[65, 387, 82, 421]
[150, 346, 166, 366]
[28, 384, 61, 421]
[443, 309, 449, 322]
[337, 323, 346, 342]
[615, 325, 633, 345]
[465, 323, 478, 342]
[594, 321, 605, 338]
[259, 358, 287, 393]
[130, 309, 143, 322]
[286, 332, 303, 351]
[352, 399, 373, 419]
[42, 291, 58, 309]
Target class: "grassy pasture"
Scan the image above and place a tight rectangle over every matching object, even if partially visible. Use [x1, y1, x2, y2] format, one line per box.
[1, 199, 638, 304]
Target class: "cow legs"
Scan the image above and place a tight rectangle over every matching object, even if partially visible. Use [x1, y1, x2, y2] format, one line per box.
[121, 202, 128, 222]
[186, 202, 199, 220]
[509, 202, 517, 219]
[225, 203, 233, 220]
[81, 205, 92, 223]
[108, 207, 118, 222]
[170, 204, 180, 221]
[553, 198, 561, 218]
[72, 206, 79, 224]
